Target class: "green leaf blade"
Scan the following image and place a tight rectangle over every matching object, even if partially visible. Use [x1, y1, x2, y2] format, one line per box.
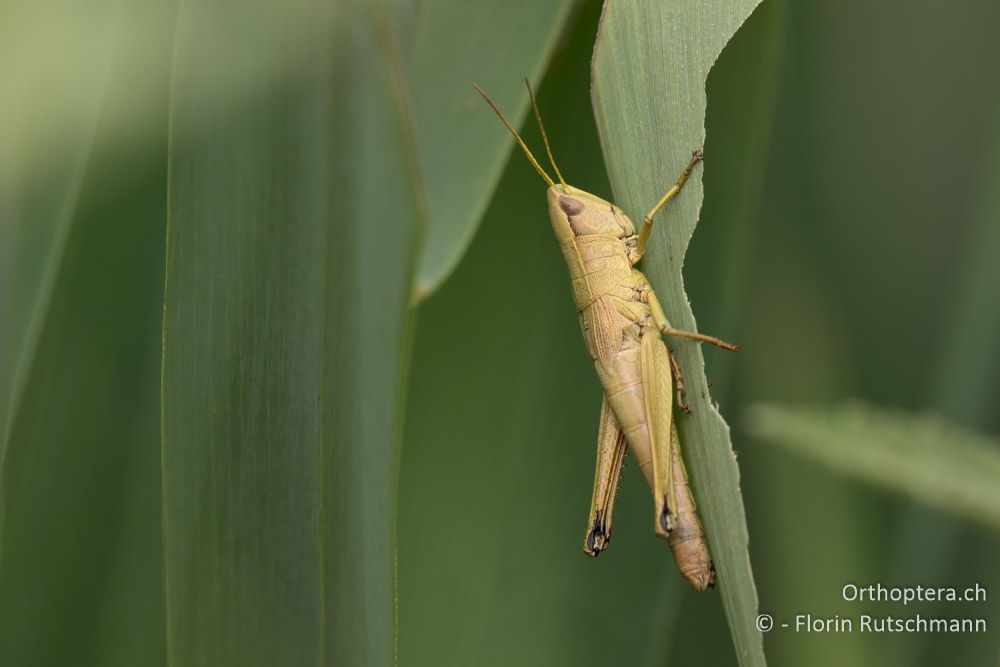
[591, 1, 765, 665]
[746, 402, 1000, 531]
[163, 1, 420, 664]
[0, 0, 118, 475]
[401, 0, 574, 299]
[0, 3, 176, 664]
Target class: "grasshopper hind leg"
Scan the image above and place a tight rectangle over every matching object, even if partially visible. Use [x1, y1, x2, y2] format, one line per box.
[583, 396, 627, 556]
[639, 329, 679, 540]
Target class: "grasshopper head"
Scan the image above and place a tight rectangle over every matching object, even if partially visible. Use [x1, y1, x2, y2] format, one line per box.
[547, 185, 637, 245]
[472, 82, 638, 253]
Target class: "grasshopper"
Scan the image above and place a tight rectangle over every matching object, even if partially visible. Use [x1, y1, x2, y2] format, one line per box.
[475, 81, 737, 591]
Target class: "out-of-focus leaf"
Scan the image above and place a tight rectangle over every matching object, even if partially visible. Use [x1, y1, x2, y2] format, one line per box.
[0, 155, 168, 667]
[0, 0, 117, 473]
[0, 0, 178, 447]
[591, 1, 765, 665]
[746, 402, 1000, 531]
[162, 1, 421, 664]
[0, 2, 175, 664]
[397, 0, 573, 300]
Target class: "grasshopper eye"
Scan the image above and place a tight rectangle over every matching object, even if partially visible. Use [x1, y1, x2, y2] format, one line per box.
[559, 196, 584, 216]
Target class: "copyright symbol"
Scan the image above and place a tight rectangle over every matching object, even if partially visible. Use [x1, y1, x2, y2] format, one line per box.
[756, 613, 774, 632]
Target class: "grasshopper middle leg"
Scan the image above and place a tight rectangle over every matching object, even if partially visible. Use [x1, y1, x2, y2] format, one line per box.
[640, 280, 739, 352]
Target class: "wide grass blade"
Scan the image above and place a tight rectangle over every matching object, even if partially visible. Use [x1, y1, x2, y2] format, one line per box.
[591, 1, 766, 665]
[0, 0, 118, 477]
[0, 3, 175, 664]
[746, 402, 1000, 531]
[400, 0, 574, 300]
[0, 146, 168, 667]
[163, 1, 422, 664]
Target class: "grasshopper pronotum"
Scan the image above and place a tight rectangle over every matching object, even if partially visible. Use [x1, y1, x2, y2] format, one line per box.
[476, 81, 737, 591]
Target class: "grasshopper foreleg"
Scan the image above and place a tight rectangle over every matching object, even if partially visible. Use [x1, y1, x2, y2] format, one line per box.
[635, 150, 704, 260]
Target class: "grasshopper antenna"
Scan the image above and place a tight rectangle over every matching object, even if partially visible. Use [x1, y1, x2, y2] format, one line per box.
[474, 83, 556, 189]
[524, 78, 566, 191]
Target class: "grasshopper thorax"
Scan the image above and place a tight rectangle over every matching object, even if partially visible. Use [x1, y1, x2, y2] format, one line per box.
[546, 185, 637, 252]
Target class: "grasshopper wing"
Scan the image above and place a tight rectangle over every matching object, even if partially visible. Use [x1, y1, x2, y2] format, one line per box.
[583, 396, 628, 556]
[640, 329, 677, 538]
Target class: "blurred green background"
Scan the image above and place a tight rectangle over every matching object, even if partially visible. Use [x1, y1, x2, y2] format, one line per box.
[1, 0, 998, 666]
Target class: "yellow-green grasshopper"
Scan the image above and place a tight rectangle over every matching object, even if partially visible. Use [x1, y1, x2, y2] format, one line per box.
[476, 82, 737, 591]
